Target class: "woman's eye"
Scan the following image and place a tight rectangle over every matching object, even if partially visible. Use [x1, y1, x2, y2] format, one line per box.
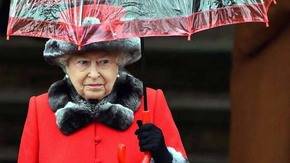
[77, 60, 89, 65]
[98, 59, 110, 65]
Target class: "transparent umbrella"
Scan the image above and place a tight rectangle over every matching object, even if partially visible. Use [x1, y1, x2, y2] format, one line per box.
[7, 0, 275, 48]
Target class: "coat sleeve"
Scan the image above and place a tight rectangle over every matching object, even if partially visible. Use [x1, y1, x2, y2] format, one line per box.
[152, 89, 188, 162]
[18, 96, 39, 163]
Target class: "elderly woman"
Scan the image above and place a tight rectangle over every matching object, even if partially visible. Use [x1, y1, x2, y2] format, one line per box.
[18, 38, 187, 163]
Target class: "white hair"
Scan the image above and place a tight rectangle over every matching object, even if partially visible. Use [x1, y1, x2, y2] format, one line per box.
[55, 52, 128, 73]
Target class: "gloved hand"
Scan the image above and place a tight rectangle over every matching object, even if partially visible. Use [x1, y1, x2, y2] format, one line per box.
[135, 120, 173, 163]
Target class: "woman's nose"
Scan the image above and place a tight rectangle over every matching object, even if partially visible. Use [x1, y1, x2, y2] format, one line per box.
[88, 64, 100, 79]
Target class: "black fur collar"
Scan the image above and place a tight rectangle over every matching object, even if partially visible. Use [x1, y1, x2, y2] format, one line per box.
[48, 71, 143, 135]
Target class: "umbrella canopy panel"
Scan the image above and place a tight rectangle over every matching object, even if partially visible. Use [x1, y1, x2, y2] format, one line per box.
[7, 0, 274, 46]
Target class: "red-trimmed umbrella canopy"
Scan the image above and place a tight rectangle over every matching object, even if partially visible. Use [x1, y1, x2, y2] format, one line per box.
[7, 0, 275, 47]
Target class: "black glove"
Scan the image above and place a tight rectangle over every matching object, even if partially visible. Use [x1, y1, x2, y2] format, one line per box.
[135, 120, 173, 163]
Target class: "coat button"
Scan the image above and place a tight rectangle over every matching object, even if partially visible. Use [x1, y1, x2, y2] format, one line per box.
[94, 137, 102, 145]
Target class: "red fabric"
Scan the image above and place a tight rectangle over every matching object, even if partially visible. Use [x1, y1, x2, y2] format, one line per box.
[18, 88, 187, 163]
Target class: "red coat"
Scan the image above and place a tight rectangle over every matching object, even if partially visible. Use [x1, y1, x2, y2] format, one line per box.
[18, 88, 187, 163]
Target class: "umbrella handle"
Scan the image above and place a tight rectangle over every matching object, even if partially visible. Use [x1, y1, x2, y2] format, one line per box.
[118, 144, 126, 163]
[141, 110, 152, 163]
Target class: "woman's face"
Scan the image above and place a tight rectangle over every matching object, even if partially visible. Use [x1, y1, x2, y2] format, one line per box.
[65, 51, 119, 101]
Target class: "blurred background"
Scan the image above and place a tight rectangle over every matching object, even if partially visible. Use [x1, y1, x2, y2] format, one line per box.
[1, 0, 289, 163]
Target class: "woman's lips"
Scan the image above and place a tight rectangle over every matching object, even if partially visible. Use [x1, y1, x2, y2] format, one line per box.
[85, 84, 104, 89]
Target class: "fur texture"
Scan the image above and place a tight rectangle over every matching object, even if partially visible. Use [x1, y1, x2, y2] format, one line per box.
[48, 71, 143, 135]
[150, 147, 189, 163]
[167, 147, 189, 163]
[43, 38, 141, 66]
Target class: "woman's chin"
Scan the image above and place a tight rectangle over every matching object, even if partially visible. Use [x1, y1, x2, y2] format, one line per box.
[84, 92, 105, 101]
